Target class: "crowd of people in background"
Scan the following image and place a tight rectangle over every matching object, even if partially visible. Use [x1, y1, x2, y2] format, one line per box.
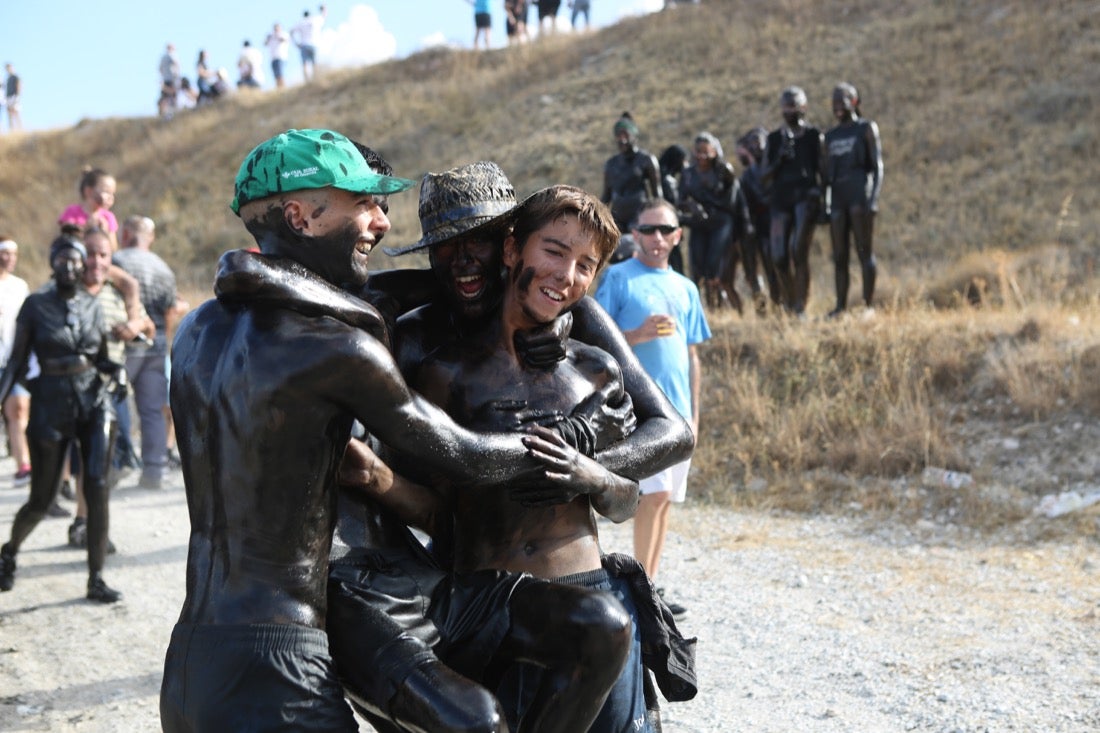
[156, 6, 327, 120]
[603, 81, 883, 319]
[0, 164, 186, 603]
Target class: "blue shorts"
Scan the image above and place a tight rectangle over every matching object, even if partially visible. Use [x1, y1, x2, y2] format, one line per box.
[271, 59, 285, 80]
[498, 568, 651, 733]
[300, 44, 316, 63]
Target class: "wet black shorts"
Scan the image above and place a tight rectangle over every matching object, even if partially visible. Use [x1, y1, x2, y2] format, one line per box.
[160, 623, 356, 732]
[475, 12, 492, 28]
[327, 550, 545, 706]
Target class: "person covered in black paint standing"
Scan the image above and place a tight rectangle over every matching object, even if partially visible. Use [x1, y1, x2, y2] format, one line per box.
[762, 86, 825, 316]
[824, 82, 884, 317]
[0, 236, 123, 603]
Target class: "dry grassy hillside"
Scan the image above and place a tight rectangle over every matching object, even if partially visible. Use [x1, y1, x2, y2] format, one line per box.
[0, 0, 1095, 531]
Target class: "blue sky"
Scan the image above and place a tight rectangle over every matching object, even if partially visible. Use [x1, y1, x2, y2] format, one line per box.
[0, 0, 662, 133]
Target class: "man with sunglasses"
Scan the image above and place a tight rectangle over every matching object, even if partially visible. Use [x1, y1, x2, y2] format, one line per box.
[595, 198, 710, 621]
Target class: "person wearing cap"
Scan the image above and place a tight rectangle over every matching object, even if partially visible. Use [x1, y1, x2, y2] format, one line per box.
[0, 236, 31, 485]
[601, 112, 662, 237]
[762, 85, 825, 316]
[824, 82, 884, 317]
[0, 236, 125, 603]
[160, 129, 601, 732]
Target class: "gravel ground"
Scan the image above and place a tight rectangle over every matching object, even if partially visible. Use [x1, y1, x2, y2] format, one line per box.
[1, 455, 1098, 732]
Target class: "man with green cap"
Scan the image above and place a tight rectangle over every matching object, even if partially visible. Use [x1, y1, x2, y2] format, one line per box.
[160, 130, 579, 731]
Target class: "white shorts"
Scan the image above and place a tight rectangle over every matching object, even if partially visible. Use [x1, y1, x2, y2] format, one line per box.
[638, 459, 691, 503]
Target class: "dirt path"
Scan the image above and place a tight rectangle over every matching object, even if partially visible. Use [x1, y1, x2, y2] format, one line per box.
[1, 455, 1097, 732]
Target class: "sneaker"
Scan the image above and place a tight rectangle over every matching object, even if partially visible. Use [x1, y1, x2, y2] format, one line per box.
[13, 465, 31, 486]
[656, 587, 688, 622]
[86, 575, 122, 604]
[108, 464, 135, 489]
[67, 519, 117, 554]
[68, 517, 87, 548]
[0, 548, 14, 592]
[138, 473, 163, 490]
[60, 478, 77, 501]
[166, 448, 182, 469]
[47, 500, 71, 518]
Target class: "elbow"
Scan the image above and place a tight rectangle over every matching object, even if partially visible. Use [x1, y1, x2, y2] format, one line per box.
[671, 419, 696, 464]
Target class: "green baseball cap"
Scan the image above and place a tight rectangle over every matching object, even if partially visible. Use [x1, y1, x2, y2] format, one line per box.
[230, 129, 415, 214]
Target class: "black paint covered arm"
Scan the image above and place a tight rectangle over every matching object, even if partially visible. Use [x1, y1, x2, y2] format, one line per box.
[570, 296, 694, 480]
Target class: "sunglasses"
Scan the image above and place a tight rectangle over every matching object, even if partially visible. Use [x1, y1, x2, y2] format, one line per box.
[635, 224, 679, 235]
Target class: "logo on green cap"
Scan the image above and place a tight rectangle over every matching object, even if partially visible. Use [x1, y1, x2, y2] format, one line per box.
[231, 129, 415, 214]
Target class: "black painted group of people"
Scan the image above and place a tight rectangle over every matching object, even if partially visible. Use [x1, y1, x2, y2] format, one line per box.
[603, 82, 884, 318]
[152, 130, 695, 732]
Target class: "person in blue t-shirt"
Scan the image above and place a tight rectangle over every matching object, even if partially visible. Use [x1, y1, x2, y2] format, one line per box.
[595, 198, 710, 619]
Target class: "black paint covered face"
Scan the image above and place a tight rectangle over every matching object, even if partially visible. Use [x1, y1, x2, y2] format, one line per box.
[278, 188, 391, 289]
[782, 101, 804, 127]
[429, 231, 505, 321]
[833, 91, 856, 121]
[52, 249, 85, 289]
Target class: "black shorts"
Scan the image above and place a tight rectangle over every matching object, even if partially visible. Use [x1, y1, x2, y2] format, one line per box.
[160, 623, 356, 732]
[475, 12, 492, 29]
[327, 550, 545, 707]
[539, 0, 561, 19]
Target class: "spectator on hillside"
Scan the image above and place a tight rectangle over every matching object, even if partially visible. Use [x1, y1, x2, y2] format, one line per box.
[824, 82, 883, 317]
[505, 0, 530, 44]
[265, 23, 291, 89]
[113, 216, 177, 491]
[569, 0, 591, 30]
[467, 0, 493, 50]
[176, 77, 198, 110]
[236, 40, 265, 89]
[0, 237, 31, 485]
[762, 85, 824, 316]
[537, 0, 562, 34]
[158, 44, 181, 119]
[195, 50, 219, 103]
[291, 5, 327, 82]
[4, 64, 21, 132]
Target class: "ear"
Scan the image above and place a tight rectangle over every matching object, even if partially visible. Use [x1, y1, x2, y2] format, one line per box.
[283, 199, 309, 235]
[502, 234, 519, 268]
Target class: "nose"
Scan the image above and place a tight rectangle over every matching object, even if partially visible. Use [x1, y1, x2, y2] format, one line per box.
[370, 205, 391, 234]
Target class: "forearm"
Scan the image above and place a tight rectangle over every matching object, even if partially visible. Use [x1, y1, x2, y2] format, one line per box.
[340, 438, 447, 536]
[589, 472, 639, 523]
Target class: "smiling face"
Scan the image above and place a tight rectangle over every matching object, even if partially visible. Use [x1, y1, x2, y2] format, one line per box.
[502, 213, 600, 328]
[83, 232, 113, 287]
[274, 187, 392, 289]
[52, 248, 85, 289]
[429, 227, 505, 321]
